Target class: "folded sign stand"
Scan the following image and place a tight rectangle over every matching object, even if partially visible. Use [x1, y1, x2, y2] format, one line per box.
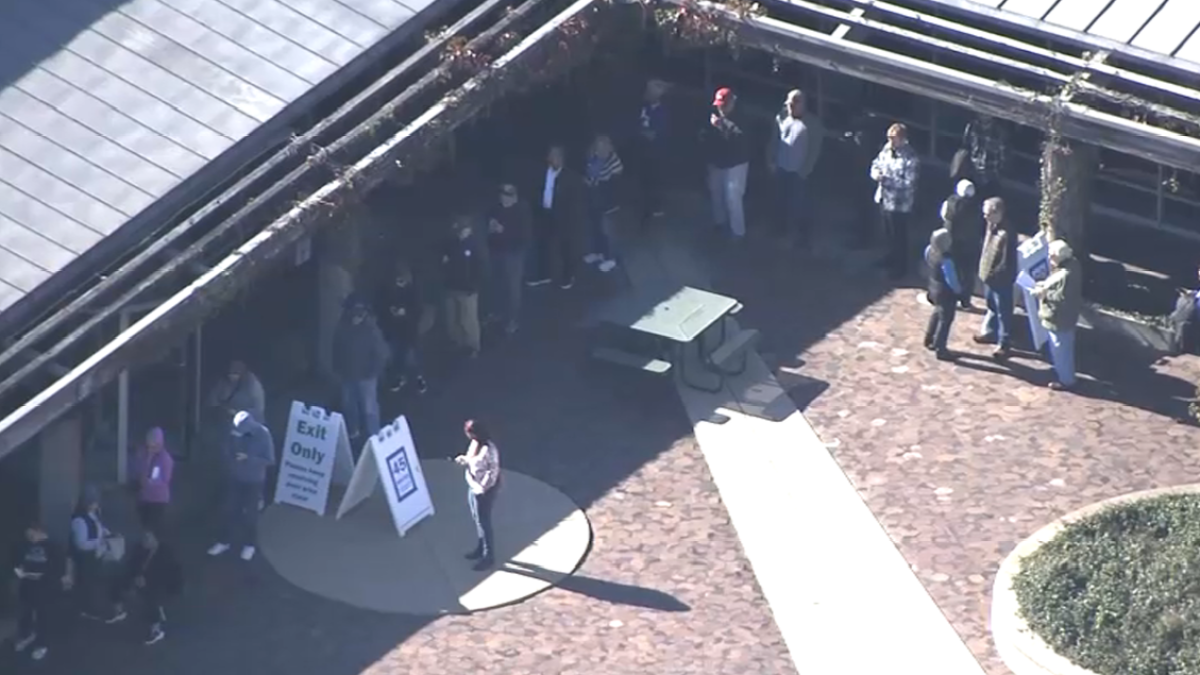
[335, 415, 435, 538]
[274, 402, 356, 516]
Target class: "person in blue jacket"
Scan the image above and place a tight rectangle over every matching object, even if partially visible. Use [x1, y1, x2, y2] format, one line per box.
[207, 411, 275, 562]
[924, 227, 963, 361]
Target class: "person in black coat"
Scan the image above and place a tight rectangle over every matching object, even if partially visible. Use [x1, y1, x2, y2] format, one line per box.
[487, 182, 533, 335]
[104, 529, 183, 645]
[376, 262, 427, 393]
[924, 228, 964, 360]
[11, 518, 72, 662]
[941, 178, 983, 310]
[529, 144, 585, 290]
[442, 217, 486, 357]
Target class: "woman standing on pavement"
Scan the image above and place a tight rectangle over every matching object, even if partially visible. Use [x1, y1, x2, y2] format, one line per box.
[455, 419, 502, 572]
[133, 427, 174, 531]
[70, 485, 114, 620]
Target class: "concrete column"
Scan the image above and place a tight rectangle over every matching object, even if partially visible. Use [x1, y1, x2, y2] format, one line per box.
[1039, 136, 1099, 261]
[315, 217, 362, 382]
[39, 413, 83, 541]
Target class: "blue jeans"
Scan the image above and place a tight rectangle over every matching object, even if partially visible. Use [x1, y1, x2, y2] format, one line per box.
[981, 283, 1015, 348]
[223, 480, 263, 547]
[496, 249, 526, 323]
[586, 200, 616, 259]
[1047, 328, 1076, 387]
[774, 169, 808, 244]
[340, 377, 380, 440]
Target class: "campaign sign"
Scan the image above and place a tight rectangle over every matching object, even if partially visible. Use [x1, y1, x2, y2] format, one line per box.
[1017, 232, 1051, 351]
[274, 402, 355, 516]
[336, 416, 434, 538]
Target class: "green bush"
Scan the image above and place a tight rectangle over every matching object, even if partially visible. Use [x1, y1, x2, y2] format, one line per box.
[1014, 494, 1200, 675]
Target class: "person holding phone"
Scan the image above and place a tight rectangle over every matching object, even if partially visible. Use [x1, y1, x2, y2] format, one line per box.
[455, 419, 502, 571]
[207, 411, 276, 562]
[11, 518, 72, 662]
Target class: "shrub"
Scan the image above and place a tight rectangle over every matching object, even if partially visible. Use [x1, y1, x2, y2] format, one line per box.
[1013, 493, 1200, 675]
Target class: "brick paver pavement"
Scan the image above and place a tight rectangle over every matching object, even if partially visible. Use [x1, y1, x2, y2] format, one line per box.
[19, 281, 794, 675]
[708, 233, 1200, 675]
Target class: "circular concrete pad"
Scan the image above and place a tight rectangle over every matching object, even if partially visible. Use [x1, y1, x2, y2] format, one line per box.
[258, 459, 591, 615]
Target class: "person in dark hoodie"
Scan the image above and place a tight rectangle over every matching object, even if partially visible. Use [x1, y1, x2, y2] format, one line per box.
[487, 183, 533, 335]
[940, 178, 983, 310]
[442, 216, 486, 357]
[974, 196, 1019, 360]
[69, 485, 112, 621]
[11, 518, 73, 662]
[207, 411, 275, 562]
[332, 293, 391, 441]
[104, 528, 182, 645]
[636, 79, 669, 224]
[703, 87, 752, 239]
[376, 262, 428, 394]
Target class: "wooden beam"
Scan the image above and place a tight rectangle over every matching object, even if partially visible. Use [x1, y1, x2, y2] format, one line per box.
[0, 0, 607, 460]
[830, 7, 866, 41]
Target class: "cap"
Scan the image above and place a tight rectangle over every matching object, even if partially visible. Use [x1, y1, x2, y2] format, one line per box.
[712, 87, 734, 106]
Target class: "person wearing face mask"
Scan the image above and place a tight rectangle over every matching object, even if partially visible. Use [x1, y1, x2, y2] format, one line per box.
[442, 217, 486, 358]
[331, 293, 391, 442]
[376, 263, 428, 394]
[208, 411, 276, 561]
[1031, 240, 1083, 391]
[870, 123, 920, 279]
[133, 427, 174, 531]
[487, 183, 532, 335]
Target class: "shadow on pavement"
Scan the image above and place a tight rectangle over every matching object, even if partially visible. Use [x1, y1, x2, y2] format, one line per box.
[504, 560, 690, 612]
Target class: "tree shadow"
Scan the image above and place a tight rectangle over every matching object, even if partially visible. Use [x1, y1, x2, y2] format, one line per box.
[504, 560, 690, 612]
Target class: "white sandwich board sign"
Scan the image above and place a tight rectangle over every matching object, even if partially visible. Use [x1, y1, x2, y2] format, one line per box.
[274, 402, 355, 516]
[335, 415, 435, 538]
[1016, 231, 1051, 351]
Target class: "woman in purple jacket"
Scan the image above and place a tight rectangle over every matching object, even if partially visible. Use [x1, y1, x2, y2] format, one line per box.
[133, 428, 174, 531]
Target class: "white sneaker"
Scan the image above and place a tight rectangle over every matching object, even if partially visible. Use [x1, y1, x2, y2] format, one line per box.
[207, 543, 231, 556]
[145, 625, 166, 645]
[240, 545, 256, 561]
[583, 253, 602, 264]
[14, 633, 36, 652]
[598, 259, 617, 273]
[31, 646, 47, 661]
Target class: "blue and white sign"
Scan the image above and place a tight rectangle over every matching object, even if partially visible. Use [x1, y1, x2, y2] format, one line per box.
[335, 416, 434, 537]
[274, 401, 355, 516]
[1017, 232, 1051, 351]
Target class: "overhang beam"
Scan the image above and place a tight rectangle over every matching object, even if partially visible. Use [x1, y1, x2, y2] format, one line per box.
[830, 7, 867, 42]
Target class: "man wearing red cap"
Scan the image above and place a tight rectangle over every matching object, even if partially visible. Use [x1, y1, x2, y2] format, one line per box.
[703, 87, 752, 239]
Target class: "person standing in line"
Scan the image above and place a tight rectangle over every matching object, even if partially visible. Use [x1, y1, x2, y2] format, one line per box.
[766, 89, 812, 249]
[940, 178, 982, 310]
[132, 427, 174, 531]
[703, 87, 752, 239]
[455, 419, 502, 572]
[961, 115, 1008, 199]
[207, 360, 266, 426]
[442, 217, 485, 358]
[924, 228, 962, 361]
[637, 79, 669, 223]
[487, 182, 533, 336]
[583, 134, 624, 274]
[11, 518, 73, 662]
[208, 411, 275, 561]
[1031, 240, 1083, 391]
[69, 485, 112, 621]
[528, 144, 584, 290]
[870, 123, 920, 279]
[974, 196, 1019, 360]
[332, 293, 390, 443]
[104, 529, 183, 646]
[376, 262, 428, 394]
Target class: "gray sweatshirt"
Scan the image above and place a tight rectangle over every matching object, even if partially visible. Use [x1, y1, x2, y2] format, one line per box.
[227, 412, 276, 484]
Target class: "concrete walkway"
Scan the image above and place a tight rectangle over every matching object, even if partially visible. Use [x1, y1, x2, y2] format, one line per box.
[620, 220, 987, 675]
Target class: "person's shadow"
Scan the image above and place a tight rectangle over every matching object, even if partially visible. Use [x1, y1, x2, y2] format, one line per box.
[503, 560, 690, 612]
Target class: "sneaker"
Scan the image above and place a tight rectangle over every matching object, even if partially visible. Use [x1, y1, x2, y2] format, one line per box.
[240, 545, 256, 561]
[598, 259, 617, 273]
[31, 646, 47, 661]
[14, 633, 36, 653]
[415, 377, 428, 394]
[145, 625, 166, 646]
[992, 346, 1012, 361]
[972, 333, 997, 345]
[389, 376, 407, 393]
[559, 278, 574, 290]
[935, 350, 955, 362]
[583, 253, 602, 264]
[472, 556, 495, 572]
[105, 610, 128, 624]
[207, 543, 231, 557]
[525, 278, 551, 287]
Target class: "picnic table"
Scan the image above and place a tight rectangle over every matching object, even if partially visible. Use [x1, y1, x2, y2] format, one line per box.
[588, 286, 760, 392]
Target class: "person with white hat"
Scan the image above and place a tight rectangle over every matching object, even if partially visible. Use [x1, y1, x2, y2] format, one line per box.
[208, 410, 275, 561]
[1031, 239, 1083, 390]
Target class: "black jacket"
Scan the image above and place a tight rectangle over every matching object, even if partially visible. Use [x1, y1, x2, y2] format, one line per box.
[376, 281, 421, 342]
[487, 202, 533, 253]
[12, 538, 66, 599]
[534, 166, 584, 225]
[441, 237, 484, 294]
[702, 110, 752, 169]
[927, 248, 955, 305]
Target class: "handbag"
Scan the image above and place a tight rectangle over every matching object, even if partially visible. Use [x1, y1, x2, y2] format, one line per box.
[99, 535, 126, 563]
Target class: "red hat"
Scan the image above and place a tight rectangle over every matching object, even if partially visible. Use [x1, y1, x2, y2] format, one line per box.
[712, 87, 734, 106]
